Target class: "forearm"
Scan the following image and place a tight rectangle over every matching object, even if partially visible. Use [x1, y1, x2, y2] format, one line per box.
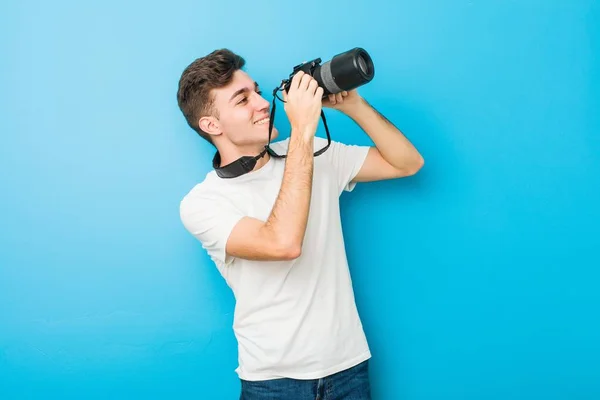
[346, 99, 423, 170]
[263, 131, 314, 254]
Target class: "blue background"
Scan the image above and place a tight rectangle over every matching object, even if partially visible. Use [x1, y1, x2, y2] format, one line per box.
[1, 0, 599, 399]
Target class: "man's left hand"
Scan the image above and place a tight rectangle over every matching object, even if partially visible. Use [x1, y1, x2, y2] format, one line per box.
[322, 89, 364, 114]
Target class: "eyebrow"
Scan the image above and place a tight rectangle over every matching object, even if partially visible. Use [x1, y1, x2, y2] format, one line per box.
[229, 81, 259, 103]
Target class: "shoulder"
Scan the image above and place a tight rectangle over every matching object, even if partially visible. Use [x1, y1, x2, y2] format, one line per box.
[180, 170, 252, 221]
[181, 171, 215, 199]
[180, 172, 226, 214]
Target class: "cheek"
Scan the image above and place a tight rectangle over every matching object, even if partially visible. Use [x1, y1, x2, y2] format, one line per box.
[230, 107, 252, 122]
[219, 109, 247, 130]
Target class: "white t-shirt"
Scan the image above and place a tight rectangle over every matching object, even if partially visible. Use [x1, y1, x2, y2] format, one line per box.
[179, 136, 371, 381]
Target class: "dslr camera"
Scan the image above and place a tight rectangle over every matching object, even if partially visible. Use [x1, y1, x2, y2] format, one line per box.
[280, 47, 375, 97]
[266, 47, 375, 158]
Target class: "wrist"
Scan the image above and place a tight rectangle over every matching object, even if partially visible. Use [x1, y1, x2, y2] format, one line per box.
[291, 124, 317, 140]
[339, 97, 367, 117]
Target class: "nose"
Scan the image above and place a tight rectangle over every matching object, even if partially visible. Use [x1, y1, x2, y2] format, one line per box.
[253, 91, 270, 111]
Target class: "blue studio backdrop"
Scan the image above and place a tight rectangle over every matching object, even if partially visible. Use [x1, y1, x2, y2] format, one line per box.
[1, 1, 599, 399]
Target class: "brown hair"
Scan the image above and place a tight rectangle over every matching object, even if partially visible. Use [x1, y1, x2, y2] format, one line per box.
[177, 49, 246, 145]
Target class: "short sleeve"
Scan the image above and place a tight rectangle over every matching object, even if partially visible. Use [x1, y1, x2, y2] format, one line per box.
[315, 136, 370, 194]
[179, 193, 245, 267]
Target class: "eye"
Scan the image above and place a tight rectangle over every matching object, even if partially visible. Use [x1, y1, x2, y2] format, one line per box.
[236, 90, 262, 105]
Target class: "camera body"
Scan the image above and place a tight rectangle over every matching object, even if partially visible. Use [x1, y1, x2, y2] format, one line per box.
[281, 58, 324, 95]
[279, 47, 375, 98]
[293, 58, 322, 75]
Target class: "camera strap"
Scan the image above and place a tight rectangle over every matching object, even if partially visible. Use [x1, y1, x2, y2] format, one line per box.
[212, 83, 332, 179]
[264, 83, 331, 158]
[212, 146, 269, 179]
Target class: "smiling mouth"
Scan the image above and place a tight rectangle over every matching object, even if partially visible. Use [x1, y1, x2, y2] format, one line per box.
[254, 117, 270, 125]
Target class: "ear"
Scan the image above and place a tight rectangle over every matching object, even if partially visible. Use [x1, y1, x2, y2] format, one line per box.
[198, 115, 222, 137]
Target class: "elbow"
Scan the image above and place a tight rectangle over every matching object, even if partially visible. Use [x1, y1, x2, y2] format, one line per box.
[406, 155, 424, 176]
[283, 245, 302, 260]
[261, 225, 304, 261]
[274, 238, 303, 260]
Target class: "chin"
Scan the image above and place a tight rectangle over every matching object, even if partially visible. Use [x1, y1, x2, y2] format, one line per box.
[256, 123, 279, 140]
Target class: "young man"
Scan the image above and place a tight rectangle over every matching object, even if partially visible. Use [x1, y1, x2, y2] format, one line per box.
[177, 49, 424, 399]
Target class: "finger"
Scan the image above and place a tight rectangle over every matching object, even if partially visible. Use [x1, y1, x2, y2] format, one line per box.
[315, 87, 324, 99]
[291, 71, 305, 89]
[342, 91, 348, 96]
[328, 94, 336, 105]
[299, 73, 313, 90]
[308, 78, 319, 94]
[335, 93, 344, 103]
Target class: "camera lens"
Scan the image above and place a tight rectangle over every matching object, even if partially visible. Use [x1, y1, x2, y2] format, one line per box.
[358, 54, 369, 75]
[313, 47, 375, 96]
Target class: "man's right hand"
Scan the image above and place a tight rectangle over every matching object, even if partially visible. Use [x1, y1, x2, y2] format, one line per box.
[224, 75, 322, 263]
[282, 71, 324, 139]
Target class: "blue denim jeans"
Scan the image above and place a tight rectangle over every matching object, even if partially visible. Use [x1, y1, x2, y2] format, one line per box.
[239, 360, 371, 400]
